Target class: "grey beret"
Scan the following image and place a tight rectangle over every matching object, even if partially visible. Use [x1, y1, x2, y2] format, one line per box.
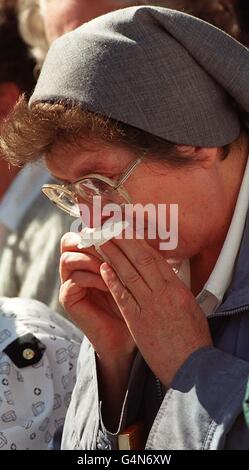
[30, 6, 249, 146]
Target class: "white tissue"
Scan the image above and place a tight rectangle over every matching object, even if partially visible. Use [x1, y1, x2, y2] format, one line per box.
[77, 219, 129, 249]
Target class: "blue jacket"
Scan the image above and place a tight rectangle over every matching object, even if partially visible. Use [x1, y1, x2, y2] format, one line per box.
[61, 214, 249, 450]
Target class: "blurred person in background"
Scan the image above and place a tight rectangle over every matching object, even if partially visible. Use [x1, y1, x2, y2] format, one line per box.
[0, 0, 35, 244]
[18, 0, 140, 70]
[39, 0, 141, 44]
[18, 1, 171, 70]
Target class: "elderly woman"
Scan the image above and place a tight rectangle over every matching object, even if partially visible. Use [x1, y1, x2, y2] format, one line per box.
[1, 6, 249, 450]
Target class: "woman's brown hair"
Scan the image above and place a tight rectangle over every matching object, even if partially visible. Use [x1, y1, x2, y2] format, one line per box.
[0, 96, 230, 168]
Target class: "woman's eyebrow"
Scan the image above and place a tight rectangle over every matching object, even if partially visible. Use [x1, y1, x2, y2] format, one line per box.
[50, 165, 109, 183]
[50, 173, 70, 183]
[73, 163, 120, 180]
[50, 174, 64, 182]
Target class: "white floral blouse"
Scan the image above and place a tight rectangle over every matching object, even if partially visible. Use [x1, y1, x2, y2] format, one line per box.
[0, 297, 83, 450]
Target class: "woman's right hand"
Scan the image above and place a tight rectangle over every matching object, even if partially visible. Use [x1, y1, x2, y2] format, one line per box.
[59, 232, 136, 362]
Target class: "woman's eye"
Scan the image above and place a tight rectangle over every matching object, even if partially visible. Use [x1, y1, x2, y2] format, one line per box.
[101, 174, 117, 180]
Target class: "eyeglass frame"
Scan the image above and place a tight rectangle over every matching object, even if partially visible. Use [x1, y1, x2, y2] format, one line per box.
[41, 156, 144, 216]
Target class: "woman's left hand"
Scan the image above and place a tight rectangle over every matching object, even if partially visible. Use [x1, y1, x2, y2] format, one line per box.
[99, 236, 213, 388]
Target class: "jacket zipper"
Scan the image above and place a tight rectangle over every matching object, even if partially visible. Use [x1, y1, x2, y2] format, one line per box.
[208, 304, 249, 319]
[155, 377, 164, 405]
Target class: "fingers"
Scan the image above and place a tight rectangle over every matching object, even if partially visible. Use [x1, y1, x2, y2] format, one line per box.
[60, 232, 102, 261]
[100, 241, 151, 303]
[60, 232, 178, 310]
[100, 236, 175, 301]
[59, 279, 107, 332]
[100, 263, 140, 322]
[59, 278, 85, 311]
[60, 232, 82, 253]
[114, 236, 177, 283]
[60, 251, 102, 282]
[71, 270, 109, 291]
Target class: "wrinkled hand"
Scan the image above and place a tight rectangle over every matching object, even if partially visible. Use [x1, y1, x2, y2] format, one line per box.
[59, 232, 135, 361]
[99, 236, 213, 387]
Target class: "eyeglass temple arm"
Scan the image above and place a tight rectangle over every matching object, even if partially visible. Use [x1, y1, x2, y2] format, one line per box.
[116, 156, 144, 187]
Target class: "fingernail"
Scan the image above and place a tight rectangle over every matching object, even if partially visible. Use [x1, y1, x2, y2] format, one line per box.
[101, 263, 114, 277]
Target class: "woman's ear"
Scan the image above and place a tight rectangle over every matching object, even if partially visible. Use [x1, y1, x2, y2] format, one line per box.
[176, 144, 220, 168]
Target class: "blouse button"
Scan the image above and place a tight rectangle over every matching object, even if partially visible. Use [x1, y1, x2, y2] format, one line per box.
[22, 348, 35, 360]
